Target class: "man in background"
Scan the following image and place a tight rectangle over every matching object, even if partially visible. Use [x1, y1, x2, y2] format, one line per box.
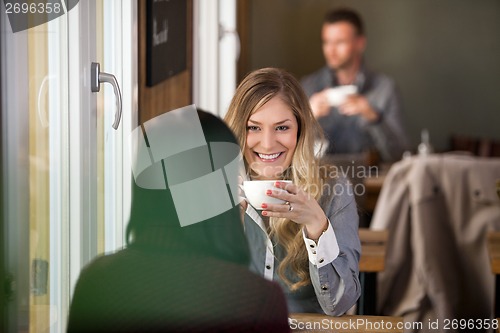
[301, 8, 408, 162]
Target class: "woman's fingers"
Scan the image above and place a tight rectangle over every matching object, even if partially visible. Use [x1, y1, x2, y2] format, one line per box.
[273, 181, 297, 194]
[260, 181, 323, 226]
[261, 202, 296, 218]
[261, 182, 299, 217]
[265, 188, 294, 203]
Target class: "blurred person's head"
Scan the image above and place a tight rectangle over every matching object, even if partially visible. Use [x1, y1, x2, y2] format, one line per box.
[225, 67, 326, 290]
[126, 109, 250, 266]
[322, 8, 366, 71]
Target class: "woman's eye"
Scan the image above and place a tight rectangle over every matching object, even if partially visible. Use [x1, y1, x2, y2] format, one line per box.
[276, 126, 289, 131]
[247, 125, 260, 131]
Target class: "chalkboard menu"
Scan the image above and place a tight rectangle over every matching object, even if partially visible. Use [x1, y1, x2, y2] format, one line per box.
[146, 0, 187, 86]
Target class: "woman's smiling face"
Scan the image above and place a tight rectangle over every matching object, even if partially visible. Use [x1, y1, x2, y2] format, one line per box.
[244, 95, 298, 180]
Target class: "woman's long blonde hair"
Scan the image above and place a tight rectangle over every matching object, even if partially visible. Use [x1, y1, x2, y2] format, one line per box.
[224, 67, 326, 290]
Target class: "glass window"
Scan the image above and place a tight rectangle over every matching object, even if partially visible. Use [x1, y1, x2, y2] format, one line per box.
[1, 1, 135, 331]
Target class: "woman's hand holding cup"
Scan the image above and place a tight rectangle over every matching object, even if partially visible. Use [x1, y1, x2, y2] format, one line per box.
[259, 181, 328, 238]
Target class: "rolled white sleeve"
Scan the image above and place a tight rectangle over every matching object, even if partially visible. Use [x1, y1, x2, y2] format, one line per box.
[302, 221, 340, 268]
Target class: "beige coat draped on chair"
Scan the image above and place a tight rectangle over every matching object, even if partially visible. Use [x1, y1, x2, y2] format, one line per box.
[371, 154, 500, 332]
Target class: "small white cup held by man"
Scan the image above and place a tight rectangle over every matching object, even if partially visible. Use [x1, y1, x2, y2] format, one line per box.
[243, 180, 292, 210]
[325, 85, 358, 107]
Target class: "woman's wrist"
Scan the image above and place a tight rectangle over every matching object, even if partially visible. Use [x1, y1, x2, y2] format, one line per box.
[305, 216, 329, 241]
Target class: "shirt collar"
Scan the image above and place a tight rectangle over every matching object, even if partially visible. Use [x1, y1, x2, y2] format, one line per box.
[330, 62, 368, 92]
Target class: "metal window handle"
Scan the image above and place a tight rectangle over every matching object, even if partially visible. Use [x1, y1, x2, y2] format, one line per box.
[91, 62, 122, 130]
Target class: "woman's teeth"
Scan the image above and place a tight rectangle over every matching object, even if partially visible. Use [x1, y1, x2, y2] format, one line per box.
[258, 152, 281, 160]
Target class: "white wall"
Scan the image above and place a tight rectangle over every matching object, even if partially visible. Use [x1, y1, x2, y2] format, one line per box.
[193, 0, 238, 117]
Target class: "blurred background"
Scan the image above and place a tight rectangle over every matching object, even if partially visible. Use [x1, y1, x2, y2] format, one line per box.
[2, 1, 500, 332]
[237, 0, 500, 152]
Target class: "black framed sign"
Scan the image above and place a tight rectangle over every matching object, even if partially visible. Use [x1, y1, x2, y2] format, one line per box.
[146, 0, 187, 87]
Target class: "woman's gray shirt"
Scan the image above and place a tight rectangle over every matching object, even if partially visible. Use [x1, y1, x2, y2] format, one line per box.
[243, 175, 361, 315]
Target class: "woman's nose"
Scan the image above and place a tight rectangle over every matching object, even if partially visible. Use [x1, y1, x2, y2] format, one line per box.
[260, 130, 275, 150]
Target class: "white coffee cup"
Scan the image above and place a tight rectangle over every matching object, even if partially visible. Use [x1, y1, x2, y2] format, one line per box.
[243, 180, 292, 210]
[325, 85, 358, 107]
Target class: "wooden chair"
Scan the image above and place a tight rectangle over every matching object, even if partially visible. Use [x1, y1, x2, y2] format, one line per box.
[495, 182, 500, 322]
[357, 229, 388, 315]
[488, 231, 500, 318]
[450, 134, 500, 157]
[289, 313, 404, 333]
[363, 173, 387, 214]
[359, 229, 388, 272]
[497, 179, 500, 199]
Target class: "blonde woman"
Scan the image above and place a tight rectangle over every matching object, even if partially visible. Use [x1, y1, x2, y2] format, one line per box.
[225, 67, 361, 315]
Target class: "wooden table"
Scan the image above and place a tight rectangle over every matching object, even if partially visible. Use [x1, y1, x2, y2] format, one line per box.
[357, 229, 388, 315]
[289, 313, 403, 333]
[488, 231, 500, 318]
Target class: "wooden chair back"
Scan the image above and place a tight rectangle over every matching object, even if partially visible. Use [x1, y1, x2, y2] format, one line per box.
[488, 231, 500, 275]
[359, 229, 388, 273]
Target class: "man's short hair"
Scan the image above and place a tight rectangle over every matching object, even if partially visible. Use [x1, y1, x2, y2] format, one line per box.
[323, 8, 365, 36]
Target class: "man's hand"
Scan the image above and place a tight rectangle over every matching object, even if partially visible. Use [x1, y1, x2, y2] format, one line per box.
[339, 95, 379, 122]
[309, 91, 331, 118]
